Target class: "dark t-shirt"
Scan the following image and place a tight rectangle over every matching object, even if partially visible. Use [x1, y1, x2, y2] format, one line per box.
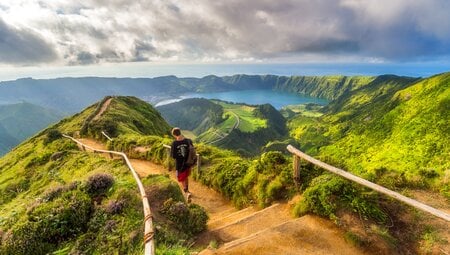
[170, 138, 192, 172]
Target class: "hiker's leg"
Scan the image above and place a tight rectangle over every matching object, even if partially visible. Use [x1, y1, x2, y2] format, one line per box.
[183, 177, 189, 192]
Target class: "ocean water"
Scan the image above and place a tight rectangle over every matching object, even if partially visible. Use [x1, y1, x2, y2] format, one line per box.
[156, 90, 329, 109]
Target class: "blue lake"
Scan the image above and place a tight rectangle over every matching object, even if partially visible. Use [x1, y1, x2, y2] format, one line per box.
[156, 90, 329, 109]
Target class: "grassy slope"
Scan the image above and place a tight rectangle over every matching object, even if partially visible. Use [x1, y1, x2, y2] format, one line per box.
[272, 75, 376, 100]
[84, 96, 171, 140]
[0, 96, 204, 255]
[0, 103, 146, 254]
[290, 73, 449, 194]
[217, 102, 267, 132]
[157, 98, 224, 135]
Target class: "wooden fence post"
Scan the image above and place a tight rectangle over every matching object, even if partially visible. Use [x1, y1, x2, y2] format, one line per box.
[293, 155, 301, 185]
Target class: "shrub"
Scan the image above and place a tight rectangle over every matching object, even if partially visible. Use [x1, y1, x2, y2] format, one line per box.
[27, 190, 92, 243]
[211, 158, 249, 198]
[44, 129, 62, 144]
[86, 173, 114, 196]
[294, 174, 387, 223]
[41, 182, 80, 202]
[1, 222, 54, 255]
[161, 198, 208, 235]
[3, 190, 92, 255]
[105, 200, 125, 215]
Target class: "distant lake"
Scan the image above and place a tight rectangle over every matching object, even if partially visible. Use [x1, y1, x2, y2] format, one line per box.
[156, 90, 329, 109]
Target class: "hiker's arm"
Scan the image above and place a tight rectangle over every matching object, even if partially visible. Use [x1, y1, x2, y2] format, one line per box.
[170, 143, 176, 159]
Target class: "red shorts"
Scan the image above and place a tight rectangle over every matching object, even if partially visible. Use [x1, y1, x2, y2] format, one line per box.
[177, 168, 191, 182]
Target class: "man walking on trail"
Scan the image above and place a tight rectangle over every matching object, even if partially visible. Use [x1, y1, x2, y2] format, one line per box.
[170, 127, 193, 201]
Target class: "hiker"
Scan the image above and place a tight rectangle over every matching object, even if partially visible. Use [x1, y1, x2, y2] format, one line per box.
[170, 127, 194, 199]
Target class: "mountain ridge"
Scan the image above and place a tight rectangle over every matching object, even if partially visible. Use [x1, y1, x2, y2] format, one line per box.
[0, 74, 391, 113]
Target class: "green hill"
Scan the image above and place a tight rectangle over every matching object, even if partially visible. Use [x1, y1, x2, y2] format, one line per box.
[158, 99, 288, 156]
[289, 73, 449, 194]
[157, 98, 224, 134]
[79, 96, 172, 139]
[0, 102, 63, 156]
[0, 96, 206, 254]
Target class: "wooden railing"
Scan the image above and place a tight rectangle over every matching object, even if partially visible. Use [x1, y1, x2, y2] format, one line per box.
[163, 144, 201, 175]
[287, 145, 450, 222]
[63, 134, 155, 255]
[101, 131, 113, 141]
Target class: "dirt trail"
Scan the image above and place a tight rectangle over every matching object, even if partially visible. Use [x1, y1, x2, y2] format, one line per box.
[77, 138, 237, 218]
[76, 138, 367, 255]
[92, 97, 113, 121]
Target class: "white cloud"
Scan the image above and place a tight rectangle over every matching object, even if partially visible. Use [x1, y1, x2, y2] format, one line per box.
[0, 0, 449, 66]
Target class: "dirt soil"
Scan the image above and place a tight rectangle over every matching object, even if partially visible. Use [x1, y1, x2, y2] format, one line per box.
[92, 97, 112, 121]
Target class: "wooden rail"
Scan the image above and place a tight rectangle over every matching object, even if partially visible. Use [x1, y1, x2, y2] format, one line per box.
[101, 131, 113, 141]
[63, 135, 155, 255]
[287, 145, 450, 222]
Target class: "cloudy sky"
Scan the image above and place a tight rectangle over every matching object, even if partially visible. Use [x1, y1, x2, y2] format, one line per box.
[1, 0, 450, 78]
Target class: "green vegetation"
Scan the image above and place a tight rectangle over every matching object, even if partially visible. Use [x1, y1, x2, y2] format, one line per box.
[143, 175, 208, 248]
[280, 103, 324, 118]
[157, 99, 287, 156]
[290, 74, 449, 196]
[1, 70, 448, 254]
[0, 96, 206, 254]
[283, 73, 450, 255]
[157, 98, 224, 134]
[82, 96, 171, 140]
[271, 75, 376, 100]
[0, 130, 145, 254]
[215, 101, 267, 132]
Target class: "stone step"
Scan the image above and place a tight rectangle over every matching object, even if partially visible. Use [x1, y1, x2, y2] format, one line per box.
[208, 206, 259, 229]
[210, 203, 291, 243]
[202, 215, 365, 255]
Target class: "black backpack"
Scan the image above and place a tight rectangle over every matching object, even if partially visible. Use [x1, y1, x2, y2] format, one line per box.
[185, 139, 197, 167]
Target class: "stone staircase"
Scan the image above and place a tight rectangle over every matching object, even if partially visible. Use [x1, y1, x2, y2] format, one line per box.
[197, 203, 366, 255]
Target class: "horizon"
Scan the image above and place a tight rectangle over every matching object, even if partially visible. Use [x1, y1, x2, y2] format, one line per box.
[1, 62, 450, 82]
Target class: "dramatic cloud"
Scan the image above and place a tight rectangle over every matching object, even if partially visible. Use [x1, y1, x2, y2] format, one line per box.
[0, 0, 449, 65]
[0, 19, 57, 64]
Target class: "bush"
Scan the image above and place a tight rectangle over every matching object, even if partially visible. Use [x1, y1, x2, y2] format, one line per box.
[161, 198, 208, 235]
[86, 173, 114, 196]
[41, 181, 80, 202]
[27, 190, 92, 243]
[44, 129, 62, 144]
[105, 200, 125, 215]
[3, 190, 92, 255]
[1, 222, 54, 255]
[293, 174, 387, 223]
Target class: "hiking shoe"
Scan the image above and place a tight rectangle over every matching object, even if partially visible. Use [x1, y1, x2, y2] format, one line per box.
[185, 191, 192, 203]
